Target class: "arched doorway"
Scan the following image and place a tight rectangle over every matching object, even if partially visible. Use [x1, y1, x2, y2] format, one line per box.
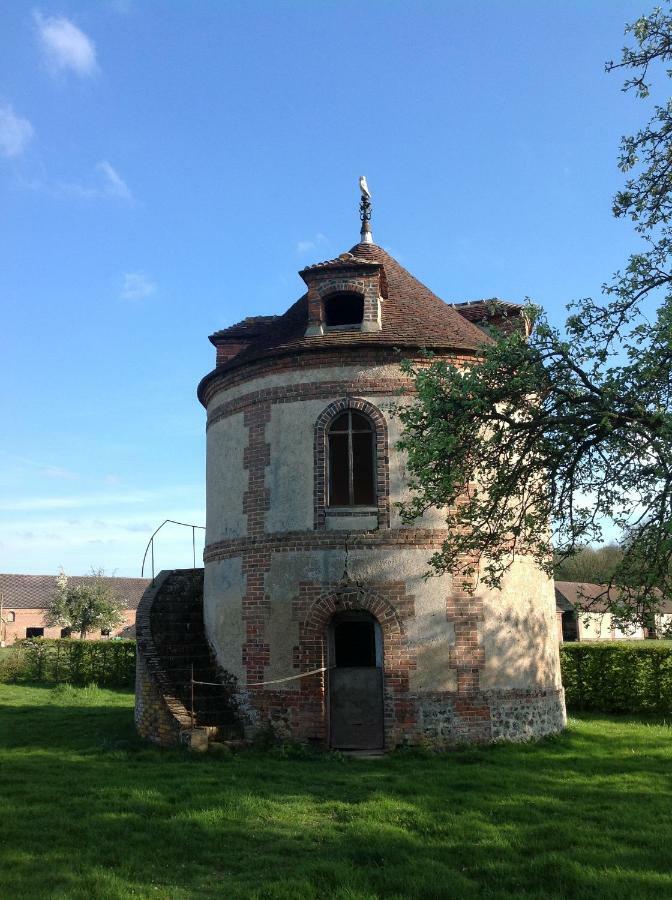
[328, 610, 384, 750]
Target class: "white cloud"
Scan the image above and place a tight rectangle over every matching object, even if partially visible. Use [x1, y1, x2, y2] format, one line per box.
[0, 508, 205, 572]
[34, 11, 98, 77]
[95, 160, 132, 200]
[39, 465, 79, 481]
[0, 491, 161, 512]
[1, 453, 79, 481]
[53, 160, 132, 201]
[121, 272, 156, 300]
[0, 103, 34, 158]
[296, 232, 329, 256]
[0, 484, 201, 514]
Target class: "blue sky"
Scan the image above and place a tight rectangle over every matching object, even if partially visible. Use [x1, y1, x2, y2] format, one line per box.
[0, 0, 654, 576]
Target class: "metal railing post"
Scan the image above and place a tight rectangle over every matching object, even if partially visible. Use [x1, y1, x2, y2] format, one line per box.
[141, 519, 206, 579]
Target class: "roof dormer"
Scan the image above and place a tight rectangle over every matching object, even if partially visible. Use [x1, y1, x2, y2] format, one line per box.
[300, 253, 384, 336]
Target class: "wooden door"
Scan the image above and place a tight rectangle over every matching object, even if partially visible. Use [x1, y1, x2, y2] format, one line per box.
[328, 614, 384, 750]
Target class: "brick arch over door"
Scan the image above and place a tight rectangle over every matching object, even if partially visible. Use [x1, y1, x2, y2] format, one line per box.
[314, 397, 390, 529]
[299, 584, 416, 745]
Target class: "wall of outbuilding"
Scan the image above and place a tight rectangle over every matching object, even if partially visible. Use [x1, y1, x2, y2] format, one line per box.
[2, 608, 136, 644]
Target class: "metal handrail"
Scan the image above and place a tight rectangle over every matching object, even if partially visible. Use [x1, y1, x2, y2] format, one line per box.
[141, 519, 206, 580]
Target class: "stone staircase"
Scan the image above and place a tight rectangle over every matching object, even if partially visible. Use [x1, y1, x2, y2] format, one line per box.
[135, 569, 243, 745]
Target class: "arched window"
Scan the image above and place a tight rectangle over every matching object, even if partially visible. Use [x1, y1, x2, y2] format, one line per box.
[328, 410, 375, 506]
[314, 398, 389, 529]
[324, 292, 364, 328]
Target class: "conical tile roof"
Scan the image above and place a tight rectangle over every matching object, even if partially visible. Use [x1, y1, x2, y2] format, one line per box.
[199, 242, 494, 402]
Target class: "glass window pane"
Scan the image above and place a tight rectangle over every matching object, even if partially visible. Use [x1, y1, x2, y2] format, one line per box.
[350, 412, 372, 431]
[330, 413, 350, 432]
[352, 432, 375, 505]
[329, 433, 350, 505]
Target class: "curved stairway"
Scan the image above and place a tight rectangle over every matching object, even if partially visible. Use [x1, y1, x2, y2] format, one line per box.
[135, 569, 243, 745]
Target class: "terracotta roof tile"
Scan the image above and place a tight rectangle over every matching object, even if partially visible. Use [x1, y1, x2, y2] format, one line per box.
[0, 574, 150, 610]
[199, 242, 495, 400]
[453, 299, 524, 322]
[299, 252, 380, 272]
[210, 316, 279, 343]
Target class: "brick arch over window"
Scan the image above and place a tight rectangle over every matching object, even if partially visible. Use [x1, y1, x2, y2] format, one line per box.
[314, 397, 390, 530]
[299, 585, 416, 745]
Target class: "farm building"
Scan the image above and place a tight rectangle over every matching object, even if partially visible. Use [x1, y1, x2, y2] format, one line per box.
[555, 581, 672, 642]
[135, 194, 567, 750]
[0, 573, 148, 644]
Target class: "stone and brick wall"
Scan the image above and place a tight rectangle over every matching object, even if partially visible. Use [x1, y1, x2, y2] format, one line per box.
[200, 355, 566, 748]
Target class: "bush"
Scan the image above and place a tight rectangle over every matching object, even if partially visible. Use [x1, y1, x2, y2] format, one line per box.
[560, 643, 672, 714]
[0, 645, 29, 683]
[11, 639, 136, 688]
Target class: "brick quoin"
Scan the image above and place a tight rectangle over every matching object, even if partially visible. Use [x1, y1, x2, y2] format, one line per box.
[447, 554, 492, 742]
[241, 402, 272, 684]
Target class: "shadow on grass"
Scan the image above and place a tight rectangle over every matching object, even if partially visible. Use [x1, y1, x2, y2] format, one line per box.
[1, 686, 671, 899]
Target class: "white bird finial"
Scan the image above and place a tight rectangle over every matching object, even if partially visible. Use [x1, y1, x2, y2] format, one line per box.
[358, 176, 373, 243]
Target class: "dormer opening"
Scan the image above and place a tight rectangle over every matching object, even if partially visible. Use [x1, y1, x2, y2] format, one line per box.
[324, 292, 364, 329]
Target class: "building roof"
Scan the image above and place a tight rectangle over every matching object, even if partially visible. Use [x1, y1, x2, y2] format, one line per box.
[0, 574, 150, 610]
[210, 315, 279, 343]
[452, 299, 525, 321]
[199, 242, 518, 402]
[555, 580, 672, 615]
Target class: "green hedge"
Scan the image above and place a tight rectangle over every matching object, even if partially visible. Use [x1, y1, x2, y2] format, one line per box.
[7, 639, 136, 688]
[560, 643, 672, 714]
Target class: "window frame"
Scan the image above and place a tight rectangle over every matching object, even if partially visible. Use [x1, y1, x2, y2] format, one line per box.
[323, 291, 365, 331]
[327, 410, 377, 508]
[314, 398, 390, 530]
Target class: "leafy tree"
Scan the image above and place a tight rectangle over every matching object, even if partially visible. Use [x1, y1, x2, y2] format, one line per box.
[45, 569, 125, 639]
[396, 5, 672, 626]
[553, 544, 624, 584]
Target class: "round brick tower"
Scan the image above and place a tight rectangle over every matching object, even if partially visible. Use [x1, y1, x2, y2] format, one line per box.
[195, 220, 566, 749]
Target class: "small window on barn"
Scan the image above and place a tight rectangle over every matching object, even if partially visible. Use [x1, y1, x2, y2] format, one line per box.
[328, 411, 376, 506]
[6, 611, 15, 623]
[324, 292, 364, 329]
[26, 627, 44, 638]
[101, 629, 111, 637]
[60, 627, 72, 639]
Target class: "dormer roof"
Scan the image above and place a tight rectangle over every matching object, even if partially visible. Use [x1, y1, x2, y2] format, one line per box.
[199, 241, 518, 403]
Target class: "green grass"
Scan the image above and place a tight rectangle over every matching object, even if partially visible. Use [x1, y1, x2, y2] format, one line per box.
[1, 685, 672, 899]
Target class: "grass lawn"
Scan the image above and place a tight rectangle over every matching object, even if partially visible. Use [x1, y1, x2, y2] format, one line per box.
[0, 685, 671, 899]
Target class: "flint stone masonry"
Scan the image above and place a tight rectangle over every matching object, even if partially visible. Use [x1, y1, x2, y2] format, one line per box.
[488, 689, 567, 741]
